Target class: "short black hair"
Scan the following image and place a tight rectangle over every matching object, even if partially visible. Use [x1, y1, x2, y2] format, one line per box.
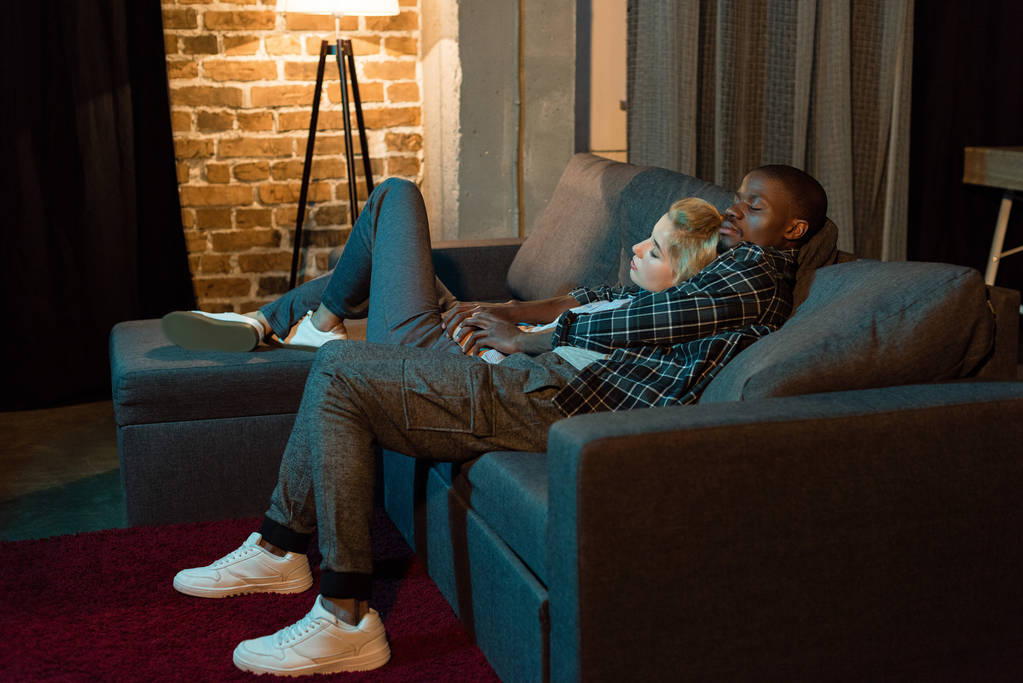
[753, 164, 828, 241]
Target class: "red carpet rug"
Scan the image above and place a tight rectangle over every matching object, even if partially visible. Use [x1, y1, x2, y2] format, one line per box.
[0, 510, 498, 681]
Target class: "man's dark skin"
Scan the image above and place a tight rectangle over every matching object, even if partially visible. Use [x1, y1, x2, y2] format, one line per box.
[444, 168, 810, 355]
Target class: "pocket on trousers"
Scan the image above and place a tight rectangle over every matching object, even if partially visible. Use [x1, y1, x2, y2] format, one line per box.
[400, 359, 494, 436]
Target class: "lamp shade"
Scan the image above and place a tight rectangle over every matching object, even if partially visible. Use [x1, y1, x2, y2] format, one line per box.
[276, 0, 399, 15]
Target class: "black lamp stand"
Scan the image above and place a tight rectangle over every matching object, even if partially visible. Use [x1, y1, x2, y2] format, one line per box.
[290, 38, 375, 290]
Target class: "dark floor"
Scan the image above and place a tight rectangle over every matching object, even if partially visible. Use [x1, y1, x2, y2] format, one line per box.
[0, 401, 124, 541]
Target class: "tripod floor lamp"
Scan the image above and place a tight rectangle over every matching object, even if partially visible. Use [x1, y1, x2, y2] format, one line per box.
[277, 0, 400, 289]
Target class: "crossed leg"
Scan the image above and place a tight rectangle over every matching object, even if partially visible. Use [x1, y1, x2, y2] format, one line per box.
[257, 177, 461, 351]
[164, 178, 463, 353]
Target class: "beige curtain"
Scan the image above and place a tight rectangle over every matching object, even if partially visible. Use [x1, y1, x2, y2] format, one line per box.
[627, 0, 914, 259]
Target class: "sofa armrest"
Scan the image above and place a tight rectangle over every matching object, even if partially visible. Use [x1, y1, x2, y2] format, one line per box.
[328, 238, 523, 303]
[974, 284, 1020, 379]
[431, 238, 523, 302]
[546, 381, 1023, 681]
[326, 238, 522, 304]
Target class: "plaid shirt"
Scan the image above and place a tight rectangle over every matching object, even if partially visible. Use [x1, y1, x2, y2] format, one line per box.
[550, 243, 797, 416]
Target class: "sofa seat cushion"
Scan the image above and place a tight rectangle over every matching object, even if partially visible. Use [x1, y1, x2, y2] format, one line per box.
[700, 260, 996, 402]
[454, 451, 549, 584]
[110, 319, 318, 426]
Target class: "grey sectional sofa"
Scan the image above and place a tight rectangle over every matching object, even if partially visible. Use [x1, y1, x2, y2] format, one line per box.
[110, 153, 1023, 681]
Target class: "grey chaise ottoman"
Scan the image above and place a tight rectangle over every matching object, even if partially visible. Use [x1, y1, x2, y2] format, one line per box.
[108, 320, 327, 525]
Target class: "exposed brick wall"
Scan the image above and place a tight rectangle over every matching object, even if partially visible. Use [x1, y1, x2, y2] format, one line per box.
[162, 0, 422, 312]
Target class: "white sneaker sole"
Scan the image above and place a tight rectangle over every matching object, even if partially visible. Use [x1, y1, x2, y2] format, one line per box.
[232, 642, 391, 676]
[161, 311, 261, 352]
[172, 573, 313, 598]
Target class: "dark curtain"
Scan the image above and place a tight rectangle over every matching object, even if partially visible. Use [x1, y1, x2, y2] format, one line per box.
[626, 0, 915, 261]
[908, 1, 1023, 293]
[1, 0, 194, 410]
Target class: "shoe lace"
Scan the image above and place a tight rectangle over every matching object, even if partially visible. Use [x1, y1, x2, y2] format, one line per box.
[209, 543, 256, 569]
[273, 611, 319, 647]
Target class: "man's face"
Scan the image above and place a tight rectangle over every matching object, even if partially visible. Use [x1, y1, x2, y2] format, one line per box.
[719, 171, 802, 250]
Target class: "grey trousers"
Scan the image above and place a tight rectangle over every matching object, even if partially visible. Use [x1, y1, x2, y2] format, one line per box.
[264, 342, 573, 597]
[256, 178, 575, 598]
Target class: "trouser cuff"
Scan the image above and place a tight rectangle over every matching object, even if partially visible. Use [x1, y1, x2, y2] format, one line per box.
[258, 305, 290, 341]
[259, 517, 312, 555]
[320, 570, 373, 600]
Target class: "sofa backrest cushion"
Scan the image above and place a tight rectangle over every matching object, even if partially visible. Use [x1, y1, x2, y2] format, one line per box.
[507, 153, 733, 300]
[506, 154, 644, 300]
[700, 260, 996, 402]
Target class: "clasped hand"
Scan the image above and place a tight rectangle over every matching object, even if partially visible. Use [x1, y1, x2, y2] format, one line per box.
[441, 301, 524, 356]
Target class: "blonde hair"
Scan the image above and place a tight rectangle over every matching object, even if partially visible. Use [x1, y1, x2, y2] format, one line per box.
[664, 197, 722, 283]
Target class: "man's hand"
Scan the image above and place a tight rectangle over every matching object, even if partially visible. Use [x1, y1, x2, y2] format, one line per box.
[442, 294, 578, 356]
[441, 300, 523, 341]
[452, 310, 525, 355]
[451, 309, 556, 356]
[442, 294, 578, 343]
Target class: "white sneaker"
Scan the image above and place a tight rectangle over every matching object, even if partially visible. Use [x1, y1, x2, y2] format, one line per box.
[280, 311, 348, 351]
[233, 596, 391, 676]
[161, 310, 265, 352]
[173, 532, 313, 598]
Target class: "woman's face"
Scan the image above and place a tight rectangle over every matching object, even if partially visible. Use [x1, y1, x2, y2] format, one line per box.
[629, 214, 678, 292]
